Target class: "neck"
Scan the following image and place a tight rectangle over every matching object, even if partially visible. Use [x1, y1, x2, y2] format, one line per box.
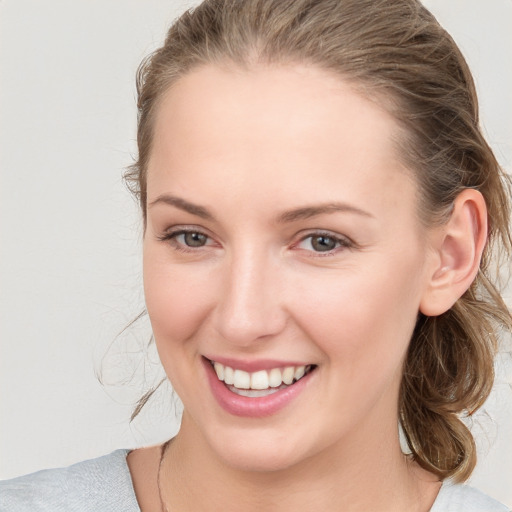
[159, 414, 440, 512]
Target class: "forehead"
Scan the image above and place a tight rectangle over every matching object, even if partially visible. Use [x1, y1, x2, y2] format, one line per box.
[147, 64, 416, 219]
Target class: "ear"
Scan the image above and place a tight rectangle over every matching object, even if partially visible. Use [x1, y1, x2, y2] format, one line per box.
[419, 189, 488, 317]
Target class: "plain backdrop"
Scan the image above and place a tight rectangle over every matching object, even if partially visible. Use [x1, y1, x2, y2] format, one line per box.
[1, 0, 511, 506]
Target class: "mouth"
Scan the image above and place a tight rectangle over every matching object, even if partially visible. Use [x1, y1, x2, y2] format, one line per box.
[208, 359, 317, 398]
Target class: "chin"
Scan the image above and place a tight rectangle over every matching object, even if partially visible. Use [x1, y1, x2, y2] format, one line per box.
[206, 427, 314, 473]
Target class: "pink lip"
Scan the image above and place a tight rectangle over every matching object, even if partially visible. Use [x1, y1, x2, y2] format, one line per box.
[202, 358, 315, 418]
[203, 355, 309, 372]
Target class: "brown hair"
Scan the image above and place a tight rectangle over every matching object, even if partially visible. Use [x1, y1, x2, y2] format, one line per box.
[126, 0, 512, 482]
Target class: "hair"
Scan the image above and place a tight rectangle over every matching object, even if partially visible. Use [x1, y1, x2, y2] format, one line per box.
[125, 0, 512, 482]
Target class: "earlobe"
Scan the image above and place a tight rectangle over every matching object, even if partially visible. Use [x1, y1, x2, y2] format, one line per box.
[419, 189, 488, 317]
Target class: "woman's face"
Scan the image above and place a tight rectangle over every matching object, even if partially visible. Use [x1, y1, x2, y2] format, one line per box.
[143, 64, 436, 471]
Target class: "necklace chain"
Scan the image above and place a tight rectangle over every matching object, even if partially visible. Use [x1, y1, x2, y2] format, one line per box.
[157, 439, 172, 512]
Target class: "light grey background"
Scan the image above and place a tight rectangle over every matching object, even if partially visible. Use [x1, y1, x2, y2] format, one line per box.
[1, 0, 511, 506]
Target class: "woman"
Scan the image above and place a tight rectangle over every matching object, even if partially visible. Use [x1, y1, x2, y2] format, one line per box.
[2, 0, 511, 510]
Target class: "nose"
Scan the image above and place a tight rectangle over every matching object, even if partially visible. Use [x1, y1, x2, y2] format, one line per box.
[213, 247, 287, 347]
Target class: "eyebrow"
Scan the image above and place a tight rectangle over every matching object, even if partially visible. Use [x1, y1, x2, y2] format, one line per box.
[276, 202, 374, 223]
[148, 194, 373, 223]
[148, 194, 215, 220]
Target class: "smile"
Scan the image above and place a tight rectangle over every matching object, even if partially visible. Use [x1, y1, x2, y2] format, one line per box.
[203, 357, 317, 417]
[210, 360, 315, 398]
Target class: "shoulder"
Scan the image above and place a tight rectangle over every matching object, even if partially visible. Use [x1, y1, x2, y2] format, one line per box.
[0, 450, 140, 512]
[430, 481, 509, 512]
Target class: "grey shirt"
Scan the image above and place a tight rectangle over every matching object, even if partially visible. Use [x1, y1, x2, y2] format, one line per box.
[0, 450, 509, 511]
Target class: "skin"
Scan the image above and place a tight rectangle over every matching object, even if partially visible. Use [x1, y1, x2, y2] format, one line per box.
[128, 64, 486, 511]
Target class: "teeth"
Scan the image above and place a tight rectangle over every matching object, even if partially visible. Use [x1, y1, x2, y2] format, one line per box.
[282, 366, 295, 385]
[268, 368, 282, 388]
[213, 362, 224, 381]
[224, 366, 234, 385]
[229, 385, 283, 397]
[251, 370, 269, 390]
[294, 366, 305, 380]
[211, 361, 312, 392]
[233, 369, 250, 389]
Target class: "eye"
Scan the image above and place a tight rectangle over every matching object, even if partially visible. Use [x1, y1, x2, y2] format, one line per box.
[309, 235, 338, 252]
[157, 228, 215, 251]
[295, 232, 352, 254]
[178, 231, 209, 247]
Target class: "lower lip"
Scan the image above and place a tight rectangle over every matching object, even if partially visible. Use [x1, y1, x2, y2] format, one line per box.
[203, 358, 314, 417]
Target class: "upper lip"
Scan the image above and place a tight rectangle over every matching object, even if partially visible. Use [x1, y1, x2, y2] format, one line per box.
[203, 355, 313, 372]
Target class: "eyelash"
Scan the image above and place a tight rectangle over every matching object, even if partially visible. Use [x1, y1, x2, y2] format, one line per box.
[157, 228, 354, 256]
[157, 228, 215, 254]
[294, 231, 354, 256]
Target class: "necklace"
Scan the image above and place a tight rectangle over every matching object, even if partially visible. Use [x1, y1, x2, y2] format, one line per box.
[157, 439, 172, 512]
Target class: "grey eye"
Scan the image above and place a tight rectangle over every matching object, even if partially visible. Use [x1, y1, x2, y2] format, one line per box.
[310, 235, 338, 252]
[182, 232, 208, 247]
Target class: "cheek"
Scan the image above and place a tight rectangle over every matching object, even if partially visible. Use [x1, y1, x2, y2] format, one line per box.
[143, 252, 213, 350]
[293, 260, 422, 370]
[293, 266, 423, 431]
